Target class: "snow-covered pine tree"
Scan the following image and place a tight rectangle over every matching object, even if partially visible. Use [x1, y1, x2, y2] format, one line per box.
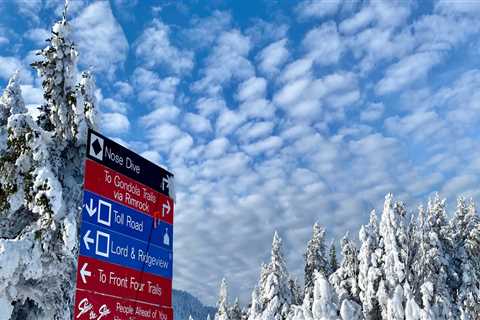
[377, 194, 409, 320]
[230, 298, 243, 320]
[329, 233, 360, 319]
[413, 195, 453, 319]
[449, 197, 478, 318]
[248, 287, 261, 320]
[258, 231, 294, 320]
[358, 210, 382, 320]
[312, 270, 338, 320]
[0, 5, 96, 319]
[304, 223, 327, 303]
[328, 241, 338, 276]
[215, 278, 231, 320]
[288, 278, 302, 306]
[0, 72, 27, 126]
[458, 213, 480, 319]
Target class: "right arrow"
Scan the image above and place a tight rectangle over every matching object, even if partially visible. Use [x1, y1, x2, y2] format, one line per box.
[80, 263, 91, 284]
[162, 200, 170, 217]
[83, 230, 94, 250]
[85, 198, 97, 217]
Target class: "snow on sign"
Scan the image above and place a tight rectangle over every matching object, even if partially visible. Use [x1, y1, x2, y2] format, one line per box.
[74, 128, 174, 320]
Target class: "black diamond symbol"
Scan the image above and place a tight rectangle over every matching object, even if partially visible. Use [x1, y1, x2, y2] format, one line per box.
[92, 139, 102, 155]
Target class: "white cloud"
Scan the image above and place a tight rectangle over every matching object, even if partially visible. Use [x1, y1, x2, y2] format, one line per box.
[100, 112, 130, 134]
[195, 97, 226, 117]
[0, 56, 33, 84]
[435, 0, 480, 16]
[360, 102, 384, 122]
[376, 51, 443, 95]
[102, 98, 128, 114]
[384, 111, 446, 143]
[296, 0, 342, 20]
[132, 68, 179, 108]
[192, 30, 254, 96]
[303, 21, 344, 65]
[135, 19, 194, 74]
[184, 113, 212, 134]
[274, 78, 311, 107]
[279, 58, 313, 83]
[140, 106, 181, 127]
[184, 11, 232, 48]
[236, 77, 267, 102]
[72, 1, 129, 78]
[20, 85, 43, 106]
[236, 121, 275, 143]
[257, 39, 289, 76]
[242, 136, 283, 156]
[216, 109, 246, 136]
[147, 123, 183, 149]
[339, 7, 374, 35]
[203, 137, 230, 159]
[24, 28, 49, 45]
[239, 99, 276, 120]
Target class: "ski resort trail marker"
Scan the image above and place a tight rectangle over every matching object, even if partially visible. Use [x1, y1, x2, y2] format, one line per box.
[74, 128, 174, 320]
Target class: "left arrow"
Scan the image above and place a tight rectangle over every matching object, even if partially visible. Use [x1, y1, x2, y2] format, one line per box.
[80, 263, 91, 284]
[83, 230, 94, 250]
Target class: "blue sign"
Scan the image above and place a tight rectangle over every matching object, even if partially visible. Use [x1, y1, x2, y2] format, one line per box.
[79, 221, 173, 279]
[82, 191, 173, 252]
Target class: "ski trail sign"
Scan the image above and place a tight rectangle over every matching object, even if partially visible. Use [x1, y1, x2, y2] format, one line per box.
[74, 128, 175, 320]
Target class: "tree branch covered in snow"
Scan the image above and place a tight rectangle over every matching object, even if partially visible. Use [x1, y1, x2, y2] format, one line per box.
[0, 5, 96, 319]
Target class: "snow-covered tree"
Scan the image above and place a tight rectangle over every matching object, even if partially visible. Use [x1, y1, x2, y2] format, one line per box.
[458, 219, 480, 319]
[412, 196, 453, 319]
[329, 234, 359, 310]
[328, 241, 338, 276]
[312, 271, 338, 320]
[248, 287, 261, 320]
[223, 193, 480, 320]
[304, 223, 327, 302]
[0, 72, 27, 126]
[230, 298, 243, 320]
[377, 194, 408, 319]
[215, 278, 230, 320]
[257, 232, 294, 320]
[0, 5, 96, 318]
[358, 210, 382, 320]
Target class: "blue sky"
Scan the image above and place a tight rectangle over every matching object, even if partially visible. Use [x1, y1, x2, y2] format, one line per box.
[1, 0, 480, 306]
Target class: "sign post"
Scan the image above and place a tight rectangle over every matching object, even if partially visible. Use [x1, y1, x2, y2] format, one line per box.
[74, 128, 175, 320]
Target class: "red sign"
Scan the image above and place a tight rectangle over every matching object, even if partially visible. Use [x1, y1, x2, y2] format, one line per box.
[74, 289, 173, 320]
[84, 159, 174, 225]
[76, 256, 172, 307]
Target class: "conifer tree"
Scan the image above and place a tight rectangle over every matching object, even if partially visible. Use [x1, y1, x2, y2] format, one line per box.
[0, 5, 96, 318]
[312, 270, 338, 320]
[377, 195, 408, 319]
[230, 298, 243, 320]
[328, 241, 338, 275]
[304, 223, 327, 302]
[358, 210, 382, 320]
[259, 232, 294, 320]
[248, 286, 261, 320]
[329, 234, 360, 309]
[215, 278, 231, 320]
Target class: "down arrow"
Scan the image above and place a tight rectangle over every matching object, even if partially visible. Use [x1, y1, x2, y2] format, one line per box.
[85, 198, 97, 217]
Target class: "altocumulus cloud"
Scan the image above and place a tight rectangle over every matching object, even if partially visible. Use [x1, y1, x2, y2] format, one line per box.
[2, 0, 480, 307]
